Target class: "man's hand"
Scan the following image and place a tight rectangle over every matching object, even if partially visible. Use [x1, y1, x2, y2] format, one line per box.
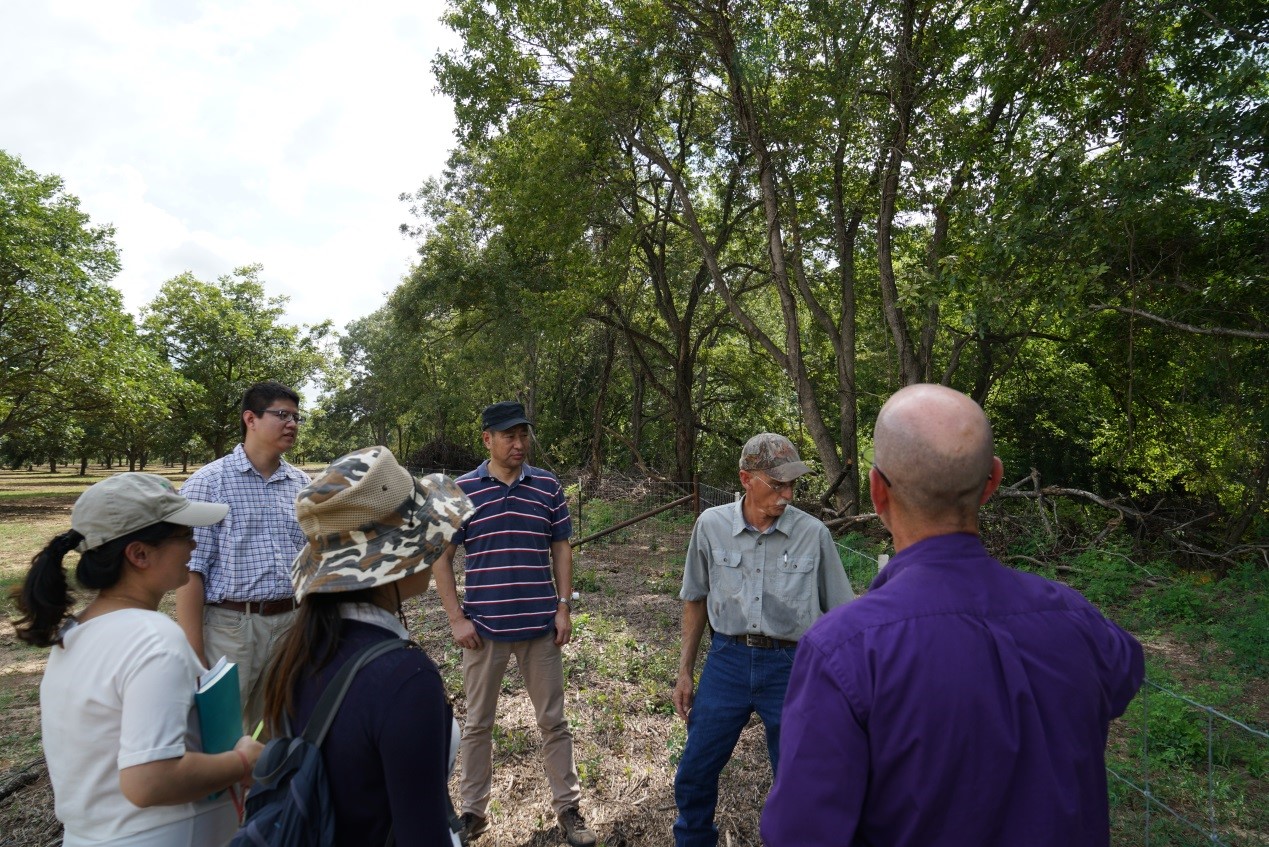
[673, 671, 695, 721]
[554, 604, 572, 646]
[450, 616, 483, 650]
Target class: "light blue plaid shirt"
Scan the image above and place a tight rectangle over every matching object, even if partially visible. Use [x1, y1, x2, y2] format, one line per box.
[181, 444, 310, 602]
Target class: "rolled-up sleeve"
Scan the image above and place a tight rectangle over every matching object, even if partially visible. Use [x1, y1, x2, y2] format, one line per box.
[180, 470, 221, 580]
[679, 518, 713, 602]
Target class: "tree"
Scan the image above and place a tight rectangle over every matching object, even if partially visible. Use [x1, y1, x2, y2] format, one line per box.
[140, 266, 329, 457]
[431, 0, 1267, 528]
[0, 150, 125, 442]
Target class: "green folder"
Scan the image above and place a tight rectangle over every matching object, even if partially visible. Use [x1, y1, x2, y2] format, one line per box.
[195, 656, 241, 756]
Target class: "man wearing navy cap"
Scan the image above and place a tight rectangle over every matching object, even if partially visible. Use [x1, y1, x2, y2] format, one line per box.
[433, 401, 596, 847]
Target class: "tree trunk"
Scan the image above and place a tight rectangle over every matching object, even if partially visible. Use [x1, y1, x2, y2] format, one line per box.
[588, 332, 616, 484]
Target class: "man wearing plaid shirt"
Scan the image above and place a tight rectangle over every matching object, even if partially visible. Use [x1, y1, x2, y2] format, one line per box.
[175, 380, 310, 732]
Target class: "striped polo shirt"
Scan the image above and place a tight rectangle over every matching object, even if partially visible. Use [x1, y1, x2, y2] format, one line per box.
[454, 460, 572, 641]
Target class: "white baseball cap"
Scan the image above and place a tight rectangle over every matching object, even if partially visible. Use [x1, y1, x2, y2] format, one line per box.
[71, 473, 228, 552]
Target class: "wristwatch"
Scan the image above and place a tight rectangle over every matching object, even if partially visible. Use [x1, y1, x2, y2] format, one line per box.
[556, 596, 573, 611]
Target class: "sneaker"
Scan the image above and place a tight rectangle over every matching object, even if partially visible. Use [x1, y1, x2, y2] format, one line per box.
[557, 806, 597, 847]
[462, 812, 490, 840]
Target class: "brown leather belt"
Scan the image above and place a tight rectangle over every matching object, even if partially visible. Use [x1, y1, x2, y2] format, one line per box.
[720, 632, 797, 650]
[210, 598, 297, 616]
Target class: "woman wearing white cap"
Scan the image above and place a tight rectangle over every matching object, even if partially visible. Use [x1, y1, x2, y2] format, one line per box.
[258, 445, 475, 846]
[13, 473, 265, 847]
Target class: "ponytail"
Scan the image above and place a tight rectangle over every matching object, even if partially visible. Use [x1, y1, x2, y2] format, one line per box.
[12, 530, 84, 647]
[11, 520, 182, 648]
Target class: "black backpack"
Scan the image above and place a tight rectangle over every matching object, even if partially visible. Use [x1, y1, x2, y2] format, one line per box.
[230, 638, 464, 846]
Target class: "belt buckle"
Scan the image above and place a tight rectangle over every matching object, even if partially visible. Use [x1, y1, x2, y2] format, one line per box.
[744, 634, 773, 649]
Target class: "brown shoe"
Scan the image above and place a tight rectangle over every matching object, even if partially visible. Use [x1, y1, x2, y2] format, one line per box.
[557, 806, 597, 846]
[462, 812, 490, 840]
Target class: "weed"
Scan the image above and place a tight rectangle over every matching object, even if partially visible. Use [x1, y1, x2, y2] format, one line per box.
[666, 720, 687, 766]
[573, 568, 603, 593]
[492, 724, 536, 758]
[577, 755, 603, 787]
[647, 567, 681, 596]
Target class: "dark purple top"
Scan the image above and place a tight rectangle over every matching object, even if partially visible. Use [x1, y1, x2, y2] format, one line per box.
[291, 620, 454, 847]
[761, 533, 1144, 847]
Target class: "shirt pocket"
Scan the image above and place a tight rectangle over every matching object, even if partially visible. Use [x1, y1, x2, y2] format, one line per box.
[778, 555, 815, 575]
[774, 556, 817, 629]
[711, 548, 746, 601]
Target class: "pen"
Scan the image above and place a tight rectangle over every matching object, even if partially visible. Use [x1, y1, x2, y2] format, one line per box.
[252, 721, 264, 740]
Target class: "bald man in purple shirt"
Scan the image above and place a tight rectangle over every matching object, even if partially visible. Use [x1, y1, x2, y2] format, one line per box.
[761, 384, 1144, 847]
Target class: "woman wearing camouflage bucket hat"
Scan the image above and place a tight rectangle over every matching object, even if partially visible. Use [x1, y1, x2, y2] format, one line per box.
[13, 472, 263, 847]
[259, 446, 475, 846]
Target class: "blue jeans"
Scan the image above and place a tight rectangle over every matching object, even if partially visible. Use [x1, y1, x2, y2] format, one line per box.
[673, 634, 796, 847]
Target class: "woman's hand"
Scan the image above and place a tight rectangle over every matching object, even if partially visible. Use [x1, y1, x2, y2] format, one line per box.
[233, 736, 264, 788]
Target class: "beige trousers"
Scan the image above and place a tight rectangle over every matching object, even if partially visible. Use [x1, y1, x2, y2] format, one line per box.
[459, 632, 582, 817]
[202, 605, 297, 734]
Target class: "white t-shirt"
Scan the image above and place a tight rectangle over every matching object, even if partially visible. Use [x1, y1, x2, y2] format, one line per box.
[41, 609, 236, 846]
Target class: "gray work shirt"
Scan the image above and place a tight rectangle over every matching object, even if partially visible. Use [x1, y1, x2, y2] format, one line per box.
[679, 499, 855, 641]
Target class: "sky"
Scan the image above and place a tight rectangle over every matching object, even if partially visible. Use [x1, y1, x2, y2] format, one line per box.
[0, 0, 461, 330]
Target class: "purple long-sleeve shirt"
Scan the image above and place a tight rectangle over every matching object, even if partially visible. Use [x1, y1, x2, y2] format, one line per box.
[761, 533, 1143, 847]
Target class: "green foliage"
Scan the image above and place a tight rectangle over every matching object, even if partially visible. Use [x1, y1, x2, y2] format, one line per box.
[0, 150, 129, 449]
[572, 567, 603, 594]
[140, 266, 328, 457]
[836, 533, 885, 592]
[1187, 562, 1269, 676]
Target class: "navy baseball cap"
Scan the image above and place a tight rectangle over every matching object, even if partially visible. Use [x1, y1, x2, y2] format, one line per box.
[481, 401, 532, 432]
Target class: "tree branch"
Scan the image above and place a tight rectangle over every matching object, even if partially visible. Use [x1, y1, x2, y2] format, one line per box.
[1091, 305, 1269, 340]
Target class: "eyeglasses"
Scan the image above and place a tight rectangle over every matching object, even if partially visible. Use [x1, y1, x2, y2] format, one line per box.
[861, 445, 892, 488]
[751, 473, 799, 495]
[161, 529, 196, 544]
[255, 409, 305, 425]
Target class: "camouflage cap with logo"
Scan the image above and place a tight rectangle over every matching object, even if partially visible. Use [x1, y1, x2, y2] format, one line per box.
[738, 433, 813, 482]
[291, 446, 476, 602]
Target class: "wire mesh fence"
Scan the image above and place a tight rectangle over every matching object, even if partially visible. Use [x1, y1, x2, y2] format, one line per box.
[1109, 681, 1268, 846]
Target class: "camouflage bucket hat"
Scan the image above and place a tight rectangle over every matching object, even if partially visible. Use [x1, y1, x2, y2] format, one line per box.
[739, 433, 813, 482]
[291, 446, 476, 602]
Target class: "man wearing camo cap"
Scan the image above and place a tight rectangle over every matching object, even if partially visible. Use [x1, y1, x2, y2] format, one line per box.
[671, 433, 855, 847]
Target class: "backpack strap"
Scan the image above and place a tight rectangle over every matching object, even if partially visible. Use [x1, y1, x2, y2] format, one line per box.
[302, 637, 407, 747]
[299, 637, 462, 847]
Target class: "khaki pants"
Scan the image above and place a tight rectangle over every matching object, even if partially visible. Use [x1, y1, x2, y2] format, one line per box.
[459, 632, 581, 816]
[203, 605, 298, 734]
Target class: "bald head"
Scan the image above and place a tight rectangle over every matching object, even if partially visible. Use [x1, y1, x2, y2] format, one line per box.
[873, 384, 997, 521]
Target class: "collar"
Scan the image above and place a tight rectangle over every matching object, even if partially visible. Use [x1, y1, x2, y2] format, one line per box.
[731, 495, 787, 537]
[339, 602, 409, 639]
[229, 442, 299, 482]
[870, 532, 987, 591]
[477, 459, 529, 484]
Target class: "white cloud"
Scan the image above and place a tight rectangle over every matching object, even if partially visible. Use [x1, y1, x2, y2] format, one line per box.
[0, 0, 459, 329]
